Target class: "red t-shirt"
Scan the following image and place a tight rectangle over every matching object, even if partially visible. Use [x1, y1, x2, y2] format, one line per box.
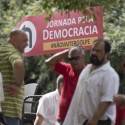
[115, 105, 125, 125]
[54, 62, 79, 121]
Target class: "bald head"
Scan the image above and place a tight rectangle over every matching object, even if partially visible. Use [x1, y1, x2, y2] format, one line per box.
[9, 30, 26, 38]
[9, 30, 28, 53]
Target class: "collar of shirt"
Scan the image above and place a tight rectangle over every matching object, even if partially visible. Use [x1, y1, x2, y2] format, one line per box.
[90, 61, 111, 74]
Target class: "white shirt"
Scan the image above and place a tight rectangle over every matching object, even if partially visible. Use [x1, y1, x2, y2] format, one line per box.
[0, 72, 4, 112]
[36, 90, 60, 125]
[63, 62, 119, 125]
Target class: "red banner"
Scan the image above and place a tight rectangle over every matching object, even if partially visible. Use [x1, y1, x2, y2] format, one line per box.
[16, 6, 103, 56]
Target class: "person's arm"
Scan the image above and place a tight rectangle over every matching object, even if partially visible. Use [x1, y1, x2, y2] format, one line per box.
[13, 59, 25, 86]
[87, 102, 111, 125]
[87, 70, 119, 125]
[34, 114, 44, 125]
[45, 49, 69, 69]
[7, 59, 25, 96]
[34, 96, 48, 125]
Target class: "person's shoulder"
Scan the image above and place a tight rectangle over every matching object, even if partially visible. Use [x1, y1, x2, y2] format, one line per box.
[106, 63, 117, 73]
[104, 64, 119, 79]
[45, 90, 58, 98]
[55, 62, 71, 70]
[0, 42, 9, 51]
[58, 62, 70, 66]
[39, 91, 57, 104]
[79, 64, 91, 77]
[0, 43, 13, 55]
[1, 42, 17, 53]
[109, 66, 119, 77]
[1, 42, 13, 49]
[86, 64, 92, 68]
[81, 64, 92, 71]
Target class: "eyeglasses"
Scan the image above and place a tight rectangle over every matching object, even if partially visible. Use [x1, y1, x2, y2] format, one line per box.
[68, 56, 81, 61]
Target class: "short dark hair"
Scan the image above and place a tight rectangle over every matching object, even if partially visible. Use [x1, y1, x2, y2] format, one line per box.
[9, 30, 26, 38]
[94, 39, 111, 53]
[69, 46, 85, 56]
[103, 39, 111, 53]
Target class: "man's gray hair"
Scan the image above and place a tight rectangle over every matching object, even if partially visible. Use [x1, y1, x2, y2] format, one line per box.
[69, 46, 85, 56]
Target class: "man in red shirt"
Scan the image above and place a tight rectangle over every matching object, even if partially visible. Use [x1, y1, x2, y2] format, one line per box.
[45, 46, 85, 124]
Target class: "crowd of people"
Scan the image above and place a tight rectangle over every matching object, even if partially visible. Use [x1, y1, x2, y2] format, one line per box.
[0, 29, 125, 125]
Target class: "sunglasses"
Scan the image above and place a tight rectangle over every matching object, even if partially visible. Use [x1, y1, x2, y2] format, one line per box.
[68, 56, 81, 61]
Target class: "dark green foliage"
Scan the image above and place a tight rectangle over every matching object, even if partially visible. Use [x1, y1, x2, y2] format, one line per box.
[111, 42, 125, 71]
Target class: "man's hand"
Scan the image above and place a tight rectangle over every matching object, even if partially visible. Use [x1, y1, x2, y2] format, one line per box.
[13, 59, 25, 86]
[86, 119, 98, 125]
[114, 94, 125, 106]
[5, 84, 19, 96]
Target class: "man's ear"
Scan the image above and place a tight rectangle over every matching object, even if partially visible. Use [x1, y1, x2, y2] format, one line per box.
[10, 35, 16, 43]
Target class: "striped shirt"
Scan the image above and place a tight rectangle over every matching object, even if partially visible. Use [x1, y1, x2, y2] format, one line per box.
[0, 42, 24, 118]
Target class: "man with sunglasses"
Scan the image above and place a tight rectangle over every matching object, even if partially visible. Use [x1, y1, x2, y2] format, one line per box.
[45, 46, 85, 125]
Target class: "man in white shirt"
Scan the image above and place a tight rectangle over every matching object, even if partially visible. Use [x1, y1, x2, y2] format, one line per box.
[34, 75, 63, 125]
[63, 39, 119, 125]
